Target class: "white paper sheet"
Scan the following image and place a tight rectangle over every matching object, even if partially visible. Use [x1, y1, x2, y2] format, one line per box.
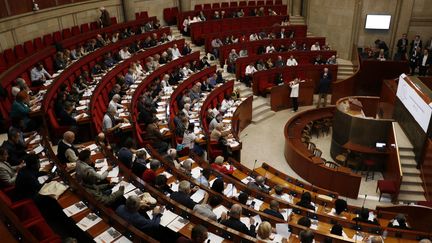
[276, 223, 290, 237]
[190, 189, 206, 203]
[63, 201, 87, 217]
[107, 166, 119, 178]
[166, 216, 189, 232]
[76, 213, 102, 231]
[94, 227, 122, 243]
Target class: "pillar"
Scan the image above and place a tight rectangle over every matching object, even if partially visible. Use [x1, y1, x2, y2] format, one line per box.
[122, 0, 136, 22]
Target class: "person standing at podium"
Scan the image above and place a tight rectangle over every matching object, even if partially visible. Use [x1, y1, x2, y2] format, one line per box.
[289, 78, 302, 112]
[316, 68, 332, 108]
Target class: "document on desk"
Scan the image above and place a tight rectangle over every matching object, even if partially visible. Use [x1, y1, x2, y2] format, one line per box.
[107, 166, 119, 178]
[86, 143, 98, 151]
[113, 236, 132, 243]
[191, 167, 201, 179]
[240, 215, 261, 229]
[206, 232, 224, 243]
[280, 208, 293, 221]
[159, 171, 172, 180]
[191, 189, 206, 203]
[38, 175, 49, 184]
[276, 223, 290, 237]
[170, 182, 179, 192]
[94, 227, 122, 243]
[94, 159, 108, 169]
[77, 213, 102, 231]
[123, 188, 144, 199]
[241, 176, 254, 185]
[213, 205, 228, 219]
[63, 201, 87, 217]
[112, 181, 135, 194]
[159, 210, 179, 227]
[167, 216, 189, 232]
[33, 145, 44, 154]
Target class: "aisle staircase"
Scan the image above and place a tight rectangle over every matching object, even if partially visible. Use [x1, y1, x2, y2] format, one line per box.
[394, 123, 426, 203]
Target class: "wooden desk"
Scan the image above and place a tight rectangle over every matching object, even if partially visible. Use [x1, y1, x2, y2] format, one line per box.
[270, 81, 314, 112]
[284, 107, 362, 198]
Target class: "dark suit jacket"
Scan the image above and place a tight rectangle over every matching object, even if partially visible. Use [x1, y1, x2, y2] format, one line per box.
[420, 54, 432, 67]
[318, 72, 332, 94]
[263, 208, 285, 220]
[2, 140, 27, 166]
[296, 201, 316, 211]
[15, 167, 42, 199]
[170, 191, 197, 209]
[221, 218, 256, 237]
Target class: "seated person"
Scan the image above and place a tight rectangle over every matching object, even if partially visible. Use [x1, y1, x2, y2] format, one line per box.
[286, 55, 298, 66]
[263, 200, 284, 220]
[15, 154, 44, 200]
[176, 224, 208, 243]
[247, 176, 270, 193]
[146, 118, 169, 154]
[296, 192, 315, 211]
[297, 216, 311, 228]
[196, 168, 211, 188]
[82, 171, 125, 208]
[211, 156, 234, 175]
[220, 204, 256, 237]
[2, 128, 28, 166]
[330, 223, 344, 237]
[30, 62, 52, 87]
[193, 194, 222, 221]
[76, 149, 110, 184]
[116, 195, 162, 232]
[328, 198, 348, 219]
[142, 159, 160, 184]
[154, 174, 173, 195]
[210, 177, 224, 194]
[103, 106, 127, 134]
[119, 46, 132, 60]
[182, 123, 204, 156]
[210, 123, 231, 143]
[57, 131, 80, 168]
[170, 180, 207, 209]
[326, 55, 337, 64]
[220, 94, 234, 113]
[57, 101, 78, 126]
[388, 213, 410, 229]
[0, 148, 23, 188]
[118, 138, 135, 168]
[257, 221, 288, 242]
[10, 91, 33, 131]
[353, 208, 379, 225]
[299, 229, 314, 243]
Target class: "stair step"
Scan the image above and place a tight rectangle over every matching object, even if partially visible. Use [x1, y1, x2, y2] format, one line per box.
[402, 167, 421, 176]
[397, 193, 426, 202]
[241, 90, 253, 98]
[399, 149, 415, 158]
[401, 160, 417, 169]
[399, 147, 414, 152]
[252, 105, 271, 117]
[399, 184, 425, 193]
[252, 98, 268, 109]
[401, 175, 423, 184]
[252, 110, 276, 124]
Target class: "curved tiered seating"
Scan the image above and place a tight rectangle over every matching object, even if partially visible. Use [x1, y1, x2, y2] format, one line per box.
[0, 17, 160, 123]
[130, 52, 201, 145]
[218, 37, 325, 64]
[178, 3, 288, 31]
[41, 27, 172, 140]
[203, 25, 308, 53]
[190, 15, 288, 44]
[235, 50, 337, 78]
[90, 39, 187, 135]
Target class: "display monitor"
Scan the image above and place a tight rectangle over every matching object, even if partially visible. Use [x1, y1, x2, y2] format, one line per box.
[365, 14, 391, 29]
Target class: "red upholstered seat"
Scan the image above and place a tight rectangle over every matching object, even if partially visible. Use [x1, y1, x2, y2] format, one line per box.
[43, 34, 54, 46]
[14, 44, 26, 60]
[90, 21, 98, 30]
[230, 2, 238, 7]
[24, 40, 35, 54]
[71, 25, 80, 35]
[376, 180, 397, 201]
[62, 28, 72, 39]
[33, 37, 44, 50]
[248, 1, 256, 6]
[140, 12, 148, 20]
[194, 5, 202, 10]
[53, 31, 62, 43]
[110, 17, 117, 24]
[239, 1, 247, 6]
[203, 4, 211, 9]
[4, 48, 17, 65]
[275, 0, 282, 4]
[221, 2, 229, 8]
[266, 0, 274, 5]
[80, 23, 90, 33]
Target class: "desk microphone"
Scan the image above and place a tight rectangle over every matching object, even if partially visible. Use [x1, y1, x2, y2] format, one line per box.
[361, 194, 367, 210]
[250, 160, 258, 176]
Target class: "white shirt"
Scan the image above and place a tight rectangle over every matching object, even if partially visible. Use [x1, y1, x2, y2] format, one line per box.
[119, 49, 131, 60]
[422, 55, 429, 66]
[290, 83, 299, 97]
[245, 65, 257, 75]
[182, 19, 189, 32]
[311, 44, 320, 51]
[182, 131, 197, 148]
[220, 99, 234, 113]
[266, 46, 276, 53]
[286, 58, 298, 66]
[172, 48, 182, 60]
[108, 100, 123, 112]
[249, 34, 259, 41]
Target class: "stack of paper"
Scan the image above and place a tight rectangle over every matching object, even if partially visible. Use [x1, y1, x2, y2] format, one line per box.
[107, 166, 119, 177]
[213, 205, 229, 219]
[276, 223, 290, 238]
[191, 189, 206, 203]
[94, 227, 122, 243]
[76, 213, 102, 231]
[63, 201, 87, 217]
[166, 217, 189, 232]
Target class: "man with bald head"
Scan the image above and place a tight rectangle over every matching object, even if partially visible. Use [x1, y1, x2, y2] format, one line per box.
[247, 175, 270, 193]
[57, 131, 81, 169]
[221, 204, 256, 236]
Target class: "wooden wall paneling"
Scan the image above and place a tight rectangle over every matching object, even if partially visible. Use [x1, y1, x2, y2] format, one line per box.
[421, 138, 432, 200]
[6, 0, 33, 16]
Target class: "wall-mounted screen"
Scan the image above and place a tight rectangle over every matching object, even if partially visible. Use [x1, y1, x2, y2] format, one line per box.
[396, 74, 432, 132]
[365, 14, 391, 29]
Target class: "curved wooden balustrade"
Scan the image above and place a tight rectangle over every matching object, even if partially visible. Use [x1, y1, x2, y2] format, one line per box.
[235, 50, 337, 79]
[284, 107, 362, 198]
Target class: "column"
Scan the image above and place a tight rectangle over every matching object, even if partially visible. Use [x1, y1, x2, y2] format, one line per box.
[179, 0, 191, 12]
[292, 0, 302, 16]
[122, 0, 136, 22]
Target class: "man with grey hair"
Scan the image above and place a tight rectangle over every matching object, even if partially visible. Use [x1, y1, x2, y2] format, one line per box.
[221, 204, 256, 236]
[108, 94, 124, 113]
[247, 175, 270, 193]
[368, 236, 383, 243]
[163, 148, 180, 169]
[116, 195, 162, 231]
[170, 180, 208, 209]
[419, 239, 432, 243]
[102, 106, 127, 133]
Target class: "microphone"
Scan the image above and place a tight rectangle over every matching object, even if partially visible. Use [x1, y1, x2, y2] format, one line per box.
[250, 159, 258, 177]
[361, 194, 367, 210]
